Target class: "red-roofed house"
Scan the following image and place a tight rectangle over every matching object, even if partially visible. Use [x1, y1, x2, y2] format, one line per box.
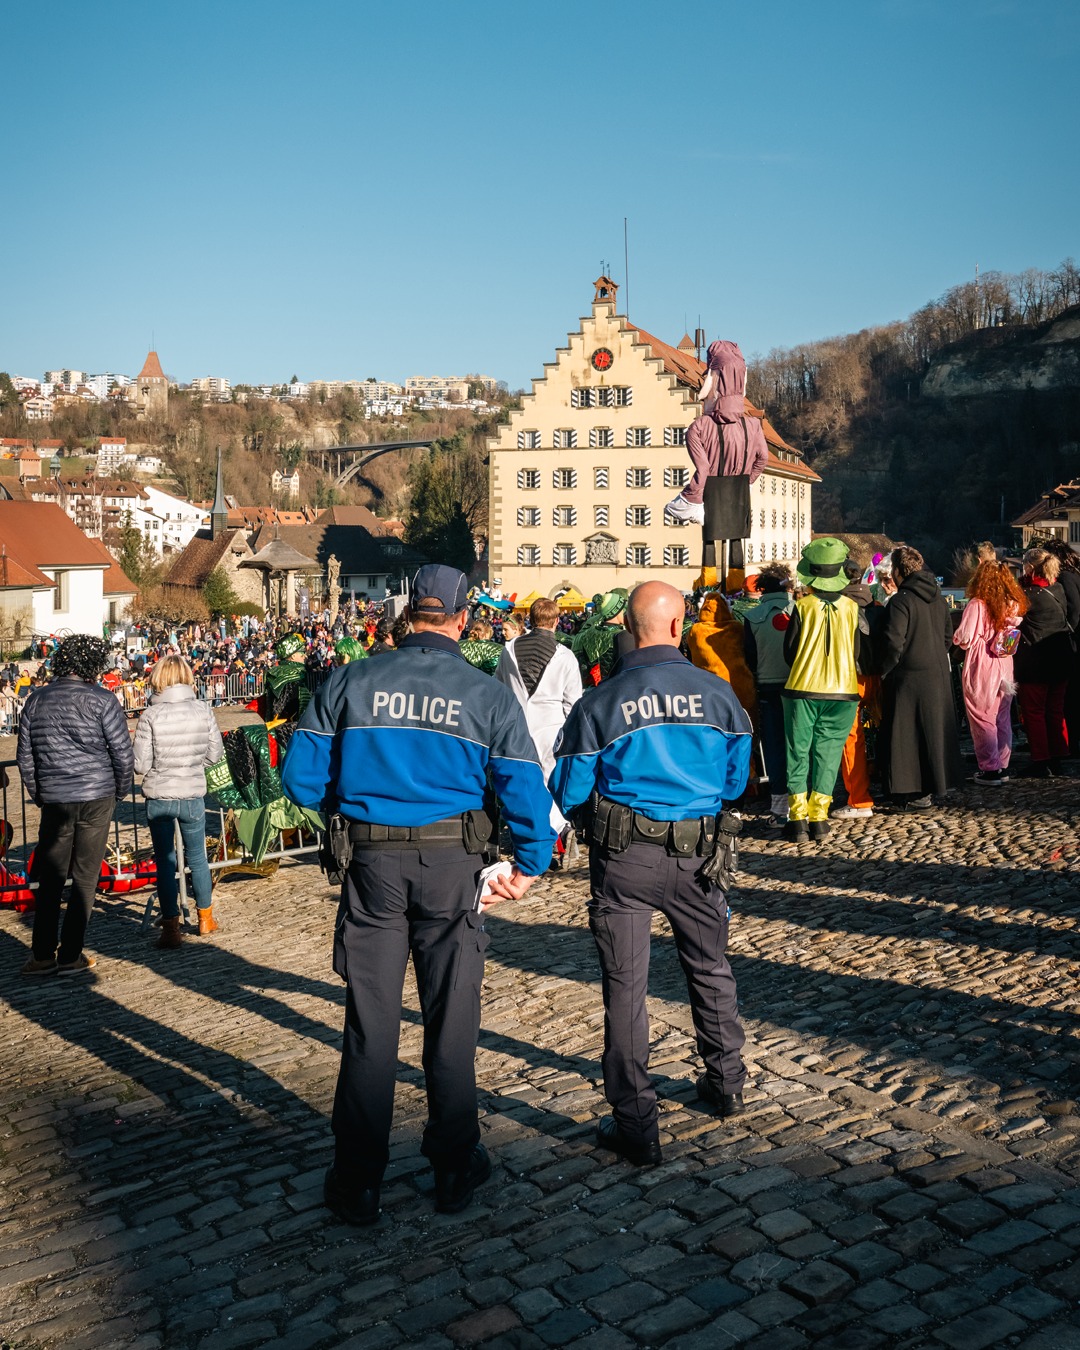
[0, 501, 120, 638]
[486, 276, 819, 594]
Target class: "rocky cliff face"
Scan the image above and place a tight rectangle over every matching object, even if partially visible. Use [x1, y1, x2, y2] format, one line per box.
[923, 305, 1080, 398]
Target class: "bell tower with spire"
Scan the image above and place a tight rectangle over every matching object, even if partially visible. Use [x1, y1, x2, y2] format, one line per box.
[210, 447, 229, 540]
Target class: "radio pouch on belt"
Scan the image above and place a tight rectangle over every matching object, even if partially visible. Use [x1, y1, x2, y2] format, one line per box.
[592, 797, 633, 852]
[319, 812, 353, 886]
[463, 802, 499, 862]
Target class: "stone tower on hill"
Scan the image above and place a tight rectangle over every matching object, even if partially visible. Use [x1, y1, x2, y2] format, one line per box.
[135, 350, 168, 420]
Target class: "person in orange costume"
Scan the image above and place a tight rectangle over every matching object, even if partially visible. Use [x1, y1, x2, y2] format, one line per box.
[687, 594, 757, 725]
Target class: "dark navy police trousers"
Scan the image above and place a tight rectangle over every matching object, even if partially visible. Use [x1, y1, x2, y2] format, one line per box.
[332, 844, 488, 1184]
[589, 840, 746, 1144]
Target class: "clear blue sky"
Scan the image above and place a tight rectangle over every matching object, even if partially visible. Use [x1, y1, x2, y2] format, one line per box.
[6, 0, 1077, 390]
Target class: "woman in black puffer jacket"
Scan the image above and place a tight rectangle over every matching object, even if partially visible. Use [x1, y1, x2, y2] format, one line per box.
[1015, 548, 1073, 777]
[133, 656, 224, 947]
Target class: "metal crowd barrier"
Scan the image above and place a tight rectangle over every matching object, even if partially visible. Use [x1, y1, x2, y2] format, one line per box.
[0, 756, 322, 925]
[141, 803, 322, 932]
[0, 758, 149, 902]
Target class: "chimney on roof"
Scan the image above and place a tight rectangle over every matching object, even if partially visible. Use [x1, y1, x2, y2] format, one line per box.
[210, 448, 228, 540]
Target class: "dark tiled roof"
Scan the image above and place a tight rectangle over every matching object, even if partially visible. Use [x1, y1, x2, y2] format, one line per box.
[250, 522, 424, 574]
[165, 529, 247, 588]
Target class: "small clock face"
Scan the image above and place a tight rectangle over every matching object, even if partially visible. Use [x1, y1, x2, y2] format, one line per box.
[591, 347, 614, 372]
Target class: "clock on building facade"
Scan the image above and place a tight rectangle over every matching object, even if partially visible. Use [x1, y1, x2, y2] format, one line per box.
[590, 348, 614, 372]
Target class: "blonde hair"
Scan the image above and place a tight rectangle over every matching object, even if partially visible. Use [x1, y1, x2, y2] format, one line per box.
[150, 654, 195, 693]
[1025, 547, 1060, 582]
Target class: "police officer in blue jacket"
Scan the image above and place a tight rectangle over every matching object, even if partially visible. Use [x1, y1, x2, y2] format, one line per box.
[551, 581, 753, 1166]
[283, 564, 553, 1224]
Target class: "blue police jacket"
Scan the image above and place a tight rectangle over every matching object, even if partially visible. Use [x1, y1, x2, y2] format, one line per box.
[281, 631, 554, 876]
[550, 644, 752, 821]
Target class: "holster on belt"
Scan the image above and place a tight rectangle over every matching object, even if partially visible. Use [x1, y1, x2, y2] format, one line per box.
[319, 811, 353, 885]
[701, 810, 742, 888]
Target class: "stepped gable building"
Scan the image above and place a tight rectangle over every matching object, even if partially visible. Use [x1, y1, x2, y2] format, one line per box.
[487, 277, 819, 596]
[133, 350, 168, 420]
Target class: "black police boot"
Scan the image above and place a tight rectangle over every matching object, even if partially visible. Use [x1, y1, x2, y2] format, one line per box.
[434, 1143, 492, 1214]
[323, 1165, 380, 1227]
[808, 820, 830, 842]
[595, 1115, 662, 1166]
[696, 1074, 746, 1118]
[782, 819, 809, 843]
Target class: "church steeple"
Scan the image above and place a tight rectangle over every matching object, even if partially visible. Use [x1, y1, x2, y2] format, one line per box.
[210, 447, 228, 540]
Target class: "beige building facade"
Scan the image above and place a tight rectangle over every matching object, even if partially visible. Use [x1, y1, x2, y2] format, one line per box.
[487, 279, 819, 598]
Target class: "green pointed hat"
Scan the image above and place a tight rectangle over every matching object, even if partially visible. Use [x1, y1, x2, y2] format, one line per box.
[795, 537, 850, 592]
[592, 588, 628, 622]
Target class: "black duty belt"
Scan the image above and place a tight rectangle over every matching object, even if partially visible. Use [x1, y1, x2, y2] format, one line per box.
[349, 816, 466, 847]
[591, 795, 715, 856]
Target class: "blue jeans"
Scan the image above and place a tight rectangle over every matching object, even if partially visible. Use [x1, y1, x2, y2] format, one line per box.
[146, 797, 213, 917]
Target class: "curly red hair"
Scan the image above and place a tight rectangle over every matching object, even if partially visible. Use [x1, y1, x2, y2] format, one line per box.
[966, 561, 1028, 631]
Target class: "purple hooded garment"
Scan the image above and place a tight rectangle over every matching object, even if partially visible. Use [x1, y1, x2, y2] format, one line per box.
[683, 340, 770, 504]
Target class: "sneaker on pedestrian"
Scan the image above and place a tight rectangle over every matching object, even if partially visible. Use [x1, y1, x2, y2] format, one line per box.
[20, 954, 58, 977]
[57, 953, 96, 976]
[831, 805, 873, 818]
[972, 769, 1005, 786]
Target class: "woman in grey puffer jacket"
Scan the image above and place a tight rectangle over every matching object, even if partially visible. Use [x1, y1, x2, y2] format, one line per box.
[133, 656, 224, 948]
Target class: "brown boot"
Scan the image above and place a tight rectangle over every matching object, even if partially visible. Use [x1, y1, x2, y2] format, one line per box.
[156, 916, 182, 950]
[197, 906, 220, 936]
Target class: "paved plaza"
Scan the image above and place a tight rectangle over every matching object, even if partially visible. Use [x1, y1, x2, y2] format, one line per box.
[1, 780, 1080, 1349]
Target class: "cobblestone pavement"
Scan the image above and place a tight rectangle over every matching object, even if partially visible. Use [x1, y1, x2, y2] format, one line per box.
[2, 778, 1080, 1349]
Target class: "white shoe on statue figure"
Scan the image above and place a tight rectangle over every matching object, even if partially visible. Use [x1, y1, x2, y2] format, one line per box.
[665, 493, 704, 526]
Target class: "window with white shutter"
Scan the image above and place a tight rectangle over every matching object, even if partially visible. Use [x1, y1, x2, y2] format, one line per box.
[589, 427, 614, 448]
[517, 506, 540, 527]
[594, 466, 609, 489]
[517, 430, 541, 449]
[626, 544, 651, 567]
[771, 509, 777, 527]
[664, 426, 687, 446]
[571, 387, 594, 408]
[553, 467, 577, 489]
[518, 468, 540, 489]
[553, 506, 577, 527]
[594, 505, 609, 527]
[613, 387, 632, 406]
[759, 509, 766, 527]
[772, 543, 778, 559]
[745, 543, 755, 563]
[517, 545, 541, 565]
[553, 544, 577, 566]
[626, 427, 650, 447]
[663, 545, 690, 567]
[626, 505, 651, 527]
[663, 466, 689, 488]
[627, 467, 652, 488]
[553, 428, 577, 448]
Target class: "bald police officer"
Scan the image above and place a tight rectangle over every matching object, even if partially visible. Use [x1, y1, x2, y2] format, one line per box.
[550, 581, 753, 1166]
[283, 565, 552, 1224]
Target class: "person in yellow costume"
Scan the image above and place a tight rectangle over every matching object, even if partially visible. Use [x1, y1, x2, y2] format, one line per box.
[781, 539, 862, 843]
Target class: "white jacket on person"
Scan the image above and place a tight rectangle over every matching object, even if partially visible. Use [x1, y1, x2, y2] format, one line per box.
[495, 637, 582, 830]
[132, 684, 225, 800]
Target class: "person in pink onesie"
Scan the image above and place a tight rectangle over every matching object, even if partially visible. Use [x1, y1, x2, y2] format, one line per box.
[952, 561, 1028, 785]
[666, 340, 770, 524]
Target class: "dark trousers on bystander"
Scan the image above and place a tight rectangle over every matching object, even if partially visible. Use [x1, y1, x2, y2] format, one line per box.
[31, 795, 116, 963]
